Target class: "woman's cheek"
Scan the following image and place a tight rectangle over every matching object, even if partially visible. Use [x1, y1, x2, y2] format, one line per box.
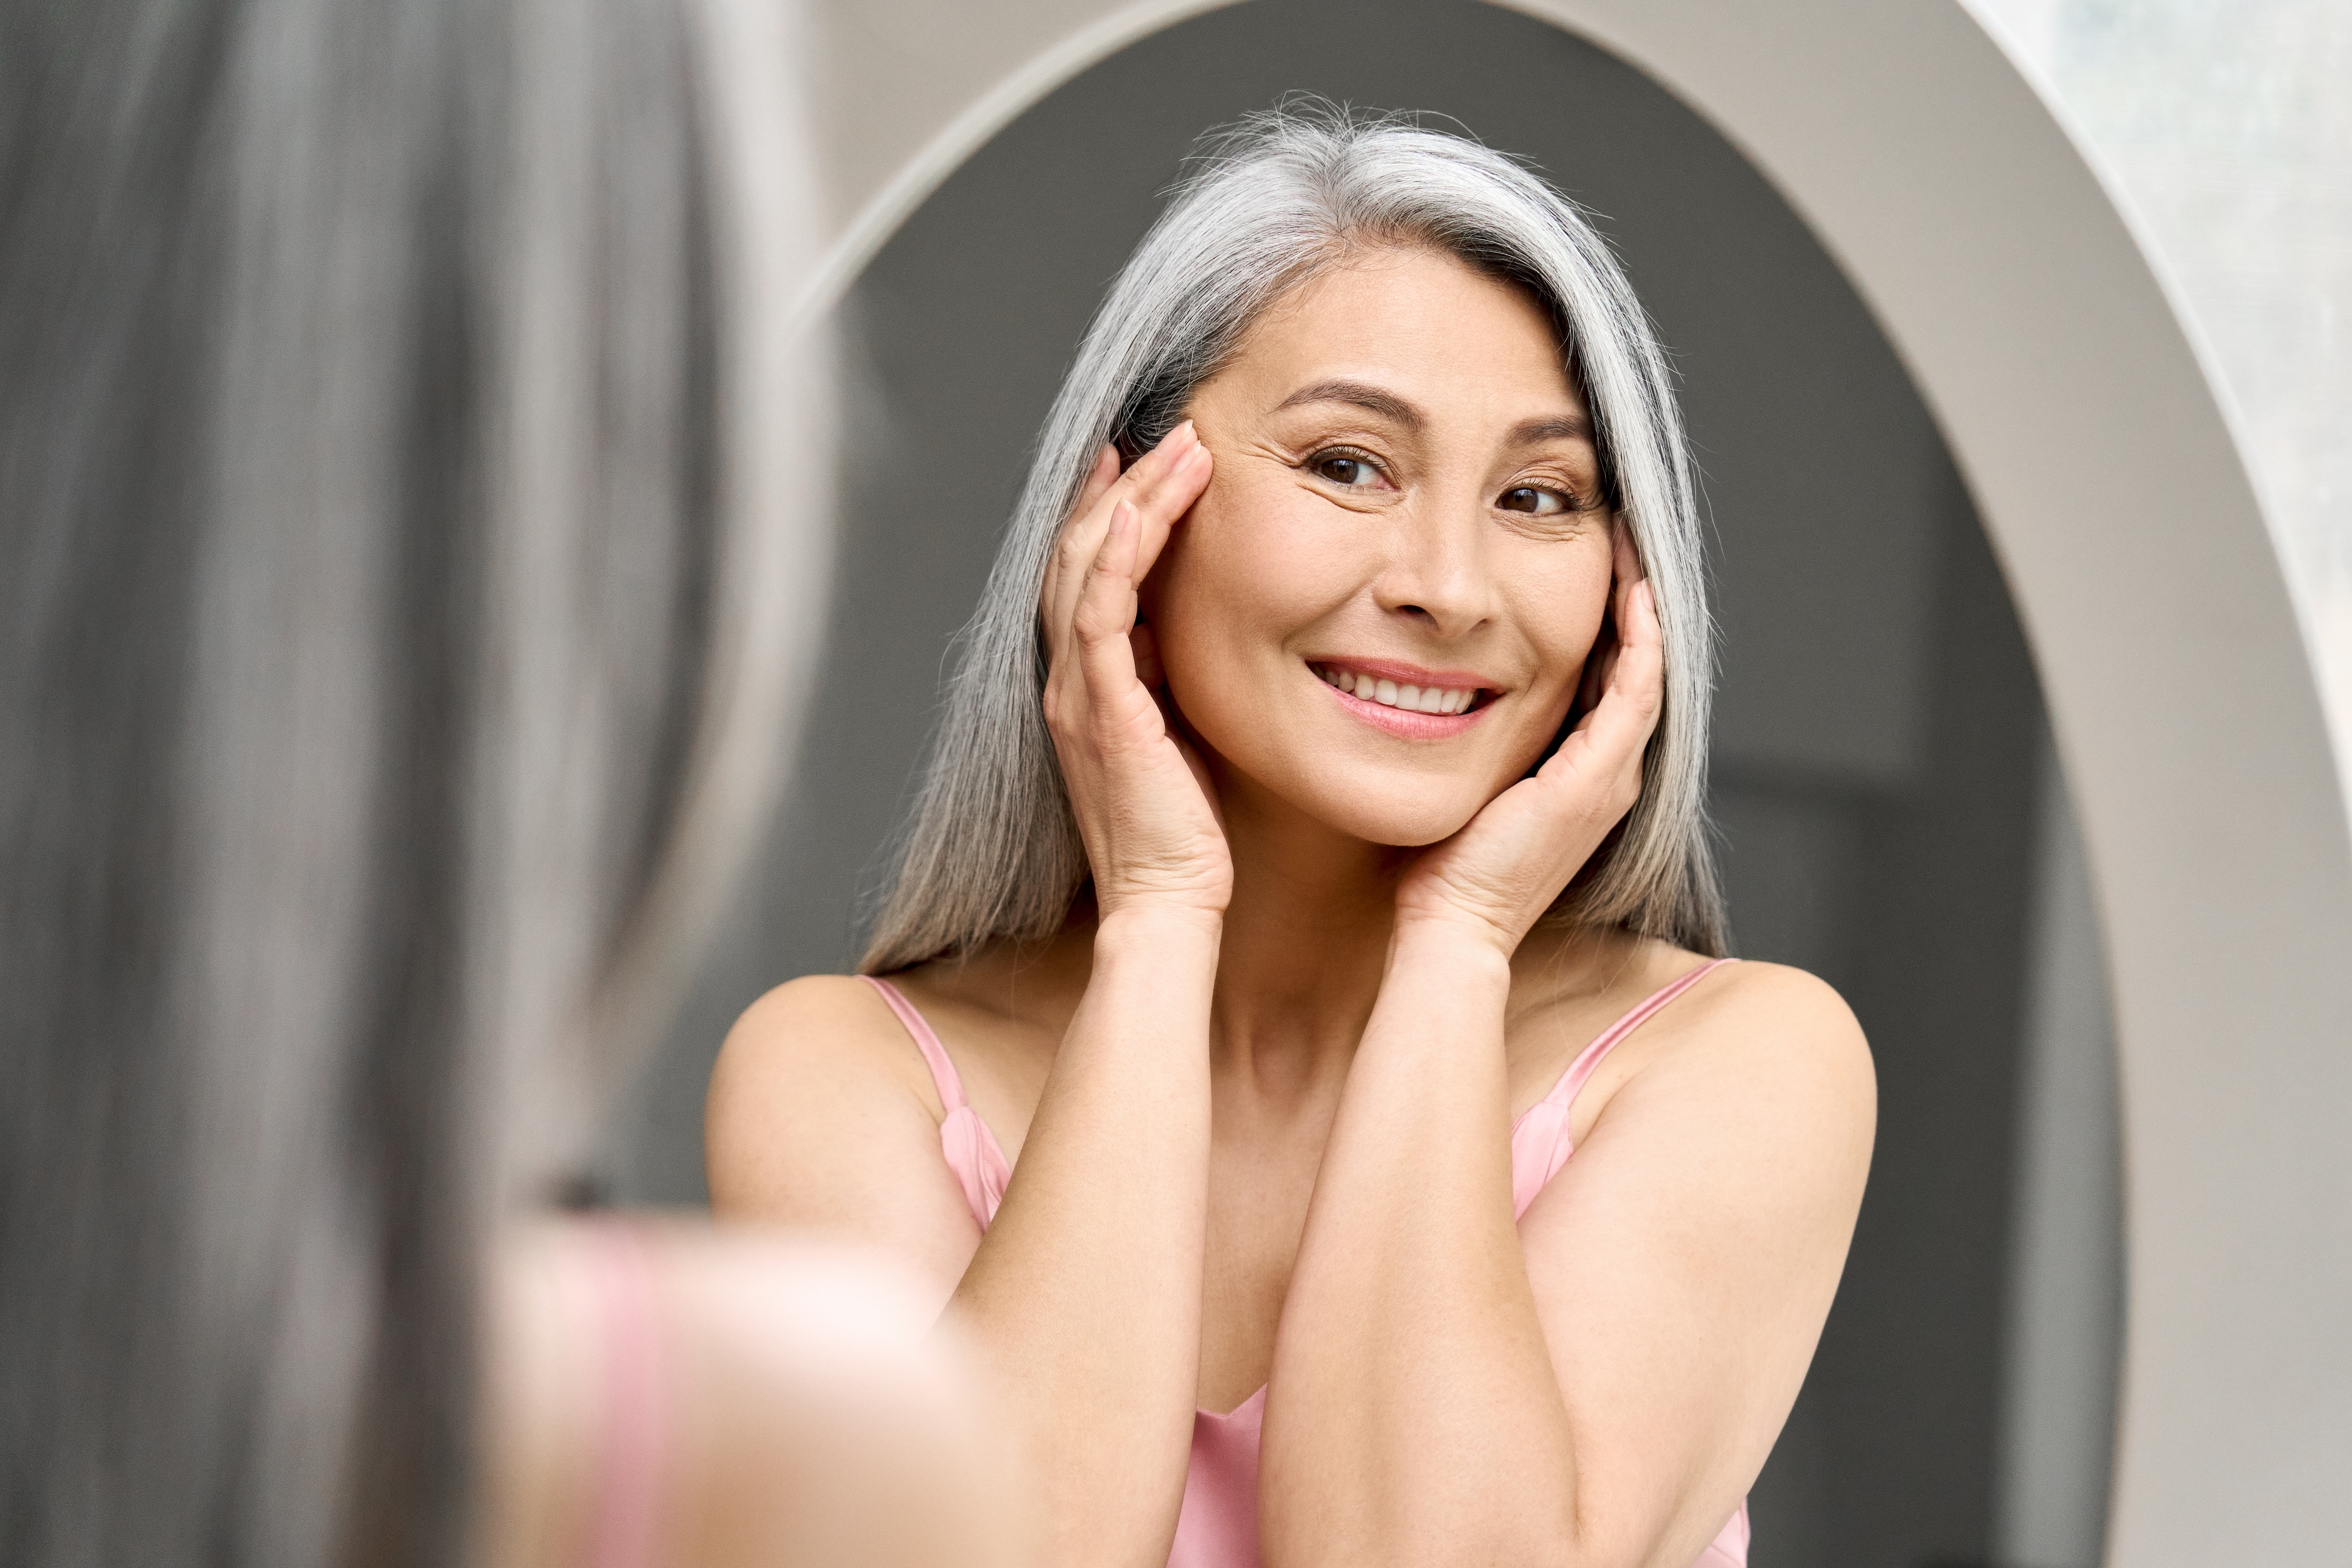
[1488, 565, 1609, 769]
[1137, 500, 1258, 733]
[1162, 481, 1342, 655]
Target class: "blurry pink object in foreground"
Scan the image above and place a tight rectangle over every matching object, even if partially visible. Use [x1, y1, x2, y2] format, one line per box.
[481, 1220, 1018, 1568]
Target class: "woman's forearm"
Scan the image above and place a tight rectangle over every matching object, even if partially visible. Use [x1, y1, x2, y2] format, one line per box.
[1260, 924, 1583, 1568]
[947, 905, 1219, 1568]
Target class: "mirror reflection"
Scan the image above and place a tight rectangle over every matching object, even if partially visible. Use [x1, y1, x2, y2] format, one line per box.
[638, 5, 2126, 1567]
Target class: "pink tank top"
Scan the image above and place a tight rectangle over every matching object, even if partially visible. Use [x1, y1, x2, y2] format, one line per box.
[861, 959, 1752, 1568]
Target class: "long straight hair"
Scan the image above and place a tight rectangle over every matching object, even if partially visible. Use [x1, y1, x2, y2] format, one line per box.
[864, 103, 1725, 974]
[0, 2, 827, 1565]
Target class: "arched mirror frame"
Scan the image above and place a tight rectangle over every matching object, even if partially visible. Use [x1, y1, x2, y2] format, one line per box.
[781, 0, 2352, 1556]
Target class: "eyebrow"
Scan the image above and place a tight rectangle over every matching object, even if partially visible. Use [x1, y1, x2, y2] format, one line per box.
[1508, 414, 1595, 447]
[1272, 379, 1425, 432]
[1273, 380, 1595, 449]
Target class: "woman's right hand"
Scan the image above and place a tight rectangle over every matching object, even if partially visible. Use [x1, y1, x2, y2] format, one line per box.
[1038, 424, 1228, 924]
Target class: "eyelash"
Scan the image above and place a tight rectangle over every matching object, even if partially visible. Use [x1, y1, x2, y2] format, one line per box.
[1305, 446, 1592, 514]
[1498, 483, 1591, 517]
[1307, 446, 1390, 489]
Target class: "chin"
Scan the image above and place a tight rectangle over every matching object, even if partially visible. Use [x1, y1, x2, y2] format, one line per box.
[1292, 774, 1488, 850]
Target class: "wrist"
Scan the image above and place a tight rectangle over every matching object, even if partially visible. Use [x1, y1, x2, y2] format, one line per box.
[1092, 900, 1224, 962]
[1387, 912, 1518, 982]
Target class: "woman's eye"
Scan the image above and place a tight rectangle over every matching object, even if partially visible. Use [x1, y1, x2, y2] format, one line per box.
[1311, 453, 1383, 488]
[1499, 485, 1573, 515]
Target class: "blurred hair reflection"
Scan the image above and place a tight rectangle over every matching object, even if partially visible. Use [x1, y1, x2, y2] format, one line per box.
[0, 3, 984, 1566]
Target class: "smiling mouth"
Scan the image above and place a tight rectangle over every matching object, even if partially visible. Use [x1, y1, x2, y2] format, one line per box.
[1310, 663, 1487, 716]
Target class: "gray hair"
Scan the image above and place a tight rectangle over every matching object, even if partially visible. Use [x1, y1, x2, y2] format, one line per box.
[864, 102, 1725, 973]
[0, 1, 824, 1565]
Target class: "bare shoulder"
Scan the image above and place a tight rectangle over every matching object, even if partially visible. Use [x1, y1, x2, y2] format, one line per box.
[1627, 957, 1876, 1158]
[710, 973, 944, 1124]
[704, 972, 963, 1238]
[1674, 959, 1871, 1081]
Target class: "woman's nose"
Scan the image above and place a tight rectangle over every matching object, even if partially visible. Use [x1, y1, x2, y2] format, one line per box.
[1372, 499, 1496, 640]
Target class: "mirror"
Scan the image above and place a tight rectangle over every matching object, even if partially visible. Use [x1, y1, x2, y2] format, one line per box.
[610, 5, 2129, 1562]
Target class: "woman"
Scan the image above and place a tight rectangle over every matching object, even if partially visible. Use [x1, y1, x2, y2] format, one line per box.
[709, 105, 1874, 1568]
[0, 2, 1006, 1565]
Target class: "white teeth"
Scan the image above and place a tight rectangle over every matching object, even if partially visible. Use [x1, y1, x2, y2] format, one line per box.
[1315, 665, 1478, 717]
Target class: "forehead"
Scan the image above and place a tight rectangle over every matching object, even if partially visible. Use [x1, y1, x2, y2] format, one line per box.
[1217, 245, 1585, 419]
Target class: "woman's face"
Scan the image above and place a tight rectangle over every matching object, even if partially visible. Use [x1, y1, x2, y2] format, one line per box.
[1149, 244, 1618, 849]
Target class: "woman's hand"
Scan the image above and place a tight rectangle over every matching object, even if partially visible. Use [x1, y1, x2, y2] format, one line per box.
[1394, 525, 1664, 956]
[1038, 426, 1228, 923]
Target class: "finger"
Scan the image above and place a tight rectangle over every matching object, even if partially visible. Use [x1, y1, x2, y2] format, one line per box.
[1076, 442, 1120, 515]
[1071, 500, 1146, 707]
[1040, 444, 1122, 645]
[1546, 579, 1662, 786]
[1610, 521, 1642, 626]
[1612, 579, 1661, 700]
[1047, 425, 1198, 657]
[1059, 424, 1197, 636]
[1124, 440, 1213, 584]
[1574, 522, 1639, 720]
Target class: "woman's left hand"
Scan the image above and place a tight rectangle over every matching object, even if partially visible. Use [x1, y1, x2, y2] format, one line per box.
[1393, 526, 1664, 956]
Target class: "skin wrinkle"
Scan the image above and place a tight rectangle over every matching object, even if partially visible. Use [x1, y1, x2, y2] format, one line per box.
[1153, 248, 1613, 863]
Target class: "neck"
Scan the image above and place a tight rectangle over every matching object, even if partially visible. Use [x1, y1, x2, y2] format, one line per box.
[1201, 766, 1414, 1097]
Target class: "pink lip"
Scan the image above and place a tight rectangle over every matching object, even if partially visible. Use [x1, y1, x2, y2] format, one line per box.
[1309, 656, 1500, 741]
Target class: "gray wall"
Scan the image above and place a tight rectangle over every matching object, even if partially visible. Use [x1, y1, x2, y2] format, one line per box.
[602, 3, 2121, 1563]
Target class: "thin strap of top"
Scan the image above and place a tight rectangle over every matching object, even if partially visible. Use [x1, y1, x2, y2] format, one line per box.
[1546, 957, 1739, 1121]
[1508, 956, 1738, 1218]
[861, 973, 968, 1112]
[860, 974, 1012, 1224]
[864, 962, 1736, 1230]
